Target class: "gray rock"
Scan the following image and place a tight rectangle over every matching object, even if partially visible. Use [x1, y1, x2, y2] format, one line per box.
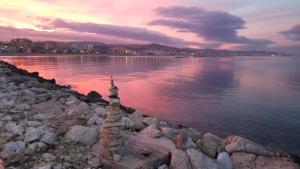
[94, 106, 106, 117]
[143, 117, 159, 126]
[122, 117, 135, 129]
[66, 125, 98, 145]
[31, 99, 64, 115]
[87, 114, 103, 126]
[14, 103, 30, 111]
[1, 141, 26, 163]
[0, 98, 15, 110]
[161, 127, 179, 140]
[25, 127, 56, 144]
[67, 102, 90, 117]
[128, 111, 146, 130]
[142, 125, 162, 138]
[25, 142, 48, 155]
[223, 135, 273, 156]
[217, 152, 233, 169]
[37, 164, 52, 169]
[158, 164, 168, 169]
[27, 121, 43, 127]
[175, 131, 196, 150]
[5, 121, 24, 135]
[187, 149, 220, 169]
[198, 132, 223, 158]
[170, 149, 192, 169]
[53, 164, 63, 169]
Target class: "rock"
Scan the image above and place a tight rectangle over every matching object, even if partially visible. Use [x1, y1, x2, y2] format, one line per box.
[143, 117, 159, 126]
[217, 152, 233, 169]
[198, 132, 223, 158]
[128, 112, 146, 130]
[87, 91, 102, 102]
[175, 131, 196, 150]
[142, 125, 162, 138]
[42, 153, 56, 162]
[14, 103, 30, 111]
[170, 149, 192, 169]
[67, 102, 90, 117]
[161, 127, 179, 140]
[158, 164, 168, 169]
[0, 98, 15, 110]
[53, 164, 63, 169]
[38, 164, 52, 169]
[65, 96, 80, 106]
[87, 114, 103, 126]
[5, 122, 24, 135]
[94, 106, 106, 117]
[27, 121, 43, 127]
[230, 152, 300, 169]
[223, 135, 273, 156]
[25, 142, 47, 155]
[187, 148, 220, 169]
[66, 125, 98, 145]
[24, 127, 56, 144]
[1, 141, 26, 163]
[31, 99, 64, 115]
[122, 117, 135, 129]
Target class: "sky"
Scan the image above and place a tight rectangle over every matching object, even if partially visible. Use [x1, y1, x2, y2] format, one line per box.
[0, 0, 300, 54]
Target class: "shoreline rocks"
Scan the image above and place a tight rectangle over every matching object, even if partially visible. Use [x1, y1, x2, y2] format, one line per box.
[0, 60, 299, 169]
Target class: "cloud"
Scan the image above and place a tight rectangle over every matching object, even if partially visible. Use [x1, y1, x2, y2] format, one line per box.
[35, 18, 197, 47]
[149, 6, 272, 49]
[280, 24, 300, 41]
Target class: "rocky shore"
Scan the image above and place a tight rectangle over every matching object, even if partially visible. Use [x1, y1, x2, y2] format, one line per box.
[0, 60, 299, 169]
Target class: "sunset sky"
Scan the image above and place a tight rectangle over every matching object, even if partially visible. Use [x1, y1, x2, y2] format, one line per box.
[0, 0, 300, 54]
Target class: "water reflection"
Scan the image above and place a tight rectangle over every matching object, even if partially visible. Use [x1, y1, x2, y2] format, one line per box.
[1, 55, 300, 156]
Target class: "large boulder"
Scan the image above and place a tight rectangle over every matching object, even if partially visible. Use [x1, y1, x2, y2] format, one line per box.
[125, 133, 191, 169]
[197, 132, 223, 158]
[223, 135, 273, 156]
[0, 141, 26, 163]
[66, 125, 98, 145]
[231, 152, 300, 169]
[217, 152, 233, 169]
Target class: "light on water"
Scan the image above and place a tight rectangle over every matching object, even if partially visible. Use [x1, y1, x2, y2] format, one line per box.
[1, 55, 300, 156]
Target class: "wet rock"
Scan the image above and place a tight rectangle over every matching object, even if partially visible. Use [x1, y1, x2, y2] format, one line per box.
[87, 91, 102, 102]
[197, 132, 223, 158]
[223, 135, 273, 156]
[1, 141, 26, 163]
[142, 125, 162, 138]
[66, 125, 98, 145]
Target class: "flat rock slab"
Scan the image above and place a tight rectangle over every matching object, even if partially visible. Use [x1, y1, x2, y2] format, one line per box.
[102, 134, 173, 169]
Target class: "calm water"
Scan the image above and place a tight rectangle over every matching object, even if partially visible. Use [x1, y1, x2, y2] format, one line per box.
[1, 55, 300, 155]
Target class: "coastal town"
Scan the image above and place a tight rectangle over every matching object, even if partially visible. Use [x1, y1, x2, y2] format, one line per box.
[0, 38, 287, 57]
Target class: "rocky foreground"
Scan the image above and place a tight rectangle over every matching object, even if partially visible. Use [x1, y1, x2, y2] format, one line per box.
[0, 60, 299, 169]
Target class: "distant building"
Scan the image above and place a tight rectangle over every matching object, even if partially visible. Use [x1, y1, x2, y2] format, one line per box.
[9, 38, 33, 53]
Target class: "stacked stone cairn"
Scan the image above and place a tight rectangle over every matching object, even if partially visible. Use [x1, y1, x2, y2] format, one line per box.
[99, 76, 125, 161]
